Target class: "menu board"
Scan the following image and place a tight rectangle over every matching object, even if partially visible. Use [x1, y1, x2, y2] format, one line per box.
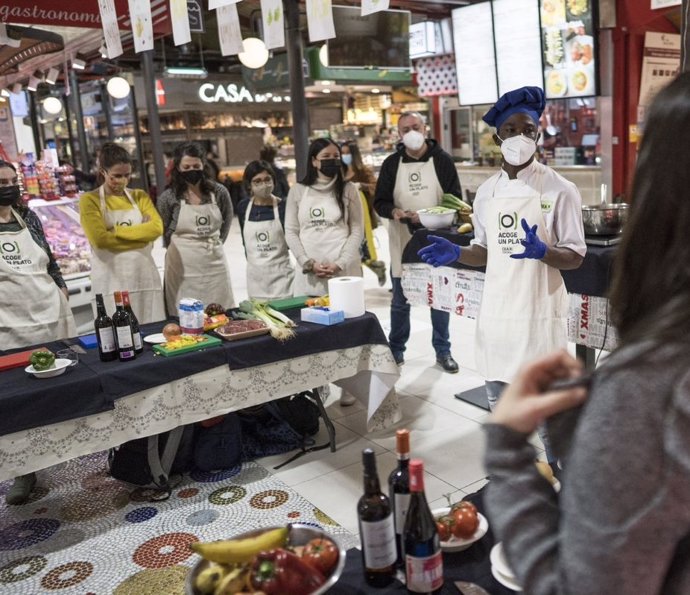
[452, 2, 498, 106]
[541, 0, 598, 98]
[493, 0, 543, 95]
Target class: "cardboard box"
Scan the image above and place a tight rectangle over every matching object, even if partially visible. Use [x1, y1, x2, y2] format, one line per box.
[300, 307, 345, 326]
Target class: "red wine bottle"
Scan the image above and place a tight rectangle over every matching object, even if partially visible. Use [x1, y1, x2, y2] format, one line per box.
[358, 448, 397, 587]
[122, 290, 143, 354]
[112, 291, 135, 361]
[94, 293, 117, 362]
[403, 459, 443, 594]
[389, 428, 411, 569]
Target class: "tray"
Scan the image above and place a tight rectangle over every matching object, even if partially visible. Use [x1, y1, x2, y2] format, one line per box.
[265, 295, 309, 311]
[0, 347, 50, 371]
[215, 327, 271, 341]
[152, 334, 223, 357]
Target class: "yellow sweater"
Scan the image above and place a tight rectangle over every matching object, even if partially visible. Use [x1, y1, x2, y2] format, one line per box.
[80, 188, 163, 252]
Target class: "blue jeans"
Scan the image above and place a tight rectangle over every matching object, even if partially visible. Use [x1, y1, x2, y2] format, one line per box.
[485, 380, 557, 464]
[389, 277, 451, 360]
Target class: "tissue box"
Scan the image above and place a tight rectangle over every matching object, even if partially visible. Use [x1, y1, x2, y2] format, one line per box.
[300, 307, 345, 326]
[78, 334, 99, 349]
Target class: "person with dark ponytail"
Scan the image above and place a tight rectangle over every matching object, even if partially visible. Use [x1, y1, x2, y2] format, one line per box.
[157, 142, 234, 315]
[80, 142, 165, 322]
[284, 138, 363, 296]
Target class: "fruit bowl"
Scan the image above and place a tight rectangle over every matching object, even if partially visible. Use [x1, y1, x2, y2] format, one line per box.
[25, 358, 72, 379]
[417, 208, 456, 230]
[185, 524, 347, 595]
[432, 507, 489, 552]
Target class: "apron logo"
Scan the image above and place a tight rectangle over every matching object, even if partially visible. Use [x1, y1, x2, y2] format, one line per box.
[196, 215, 210, 226]
[120, 220, 132, 226]
[310, 207, 324, 219]
[409, 171, 421, 183]
[0, 241, 19, 254]
[256, 231, 270, 243]
[541, 200, 553, 213]
[498, 212, 518, 230]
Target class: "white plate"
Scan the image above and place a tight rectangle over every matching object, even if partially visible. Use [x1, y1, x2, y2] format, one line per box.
[568, 65, 595, 96]
[432, 507, 489, 552]
[491, 563, 523, 592]
[490, 542, 516, 579]
[143, 333, 166, 344]
[25, 358, 71, 379]
[545, 69, 567, 98]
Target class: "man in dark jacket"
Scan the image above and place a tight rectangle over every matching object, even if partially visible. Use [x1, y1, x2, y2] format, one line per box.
[374, 111, 462, 372]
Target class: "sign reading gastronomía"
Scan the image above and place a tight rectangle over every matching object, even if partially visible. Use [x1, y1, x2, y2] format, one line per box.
[198, 83, 290, 104]
[540, 0, 598, 99]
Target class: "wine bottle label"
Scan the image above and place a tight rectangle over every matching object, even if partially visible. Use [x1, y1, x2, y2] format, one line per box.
[360, 516, 397, 569]
[394, 493, 411, 535]
[405, 551, 444, 592]
[98, 327, 116, 352]
[133, 331, 143, 351]
[116, 326, 134, 356]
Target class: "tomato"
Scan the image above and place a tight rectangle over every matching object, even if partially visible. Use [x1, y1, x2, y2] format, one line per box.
[436, 519, 451, 541]
[451, 500, 478, 516]
[451, 508, 479, 539]
[301, 537, 339, 576]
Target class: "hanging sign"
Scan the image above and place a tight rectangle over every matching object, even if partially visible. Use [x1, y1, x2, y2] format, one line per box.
[261, 0, 284, 50]
[187, 0, 204, 33]
[98, 0, 124, 58]
[361, 0, 390, 17]
[305, 0, 335, 42]
[127, 0, 154, 52]
[216, 3, 243, 56]
[638, 32, 680, 108]
[651, 0, 681, 8]
[170, 0, 192, 45]
[208, 0, 241, 10]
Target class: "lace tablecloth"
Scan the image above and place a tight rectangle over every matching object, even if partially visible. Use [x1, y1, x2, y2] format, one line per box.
[0, 344, 400, 481]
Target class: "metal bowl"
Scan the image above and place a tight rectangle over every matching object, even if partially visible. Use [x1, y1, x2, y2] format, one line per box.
[185, 524, 347, 595]
[581, 203, 629, 235]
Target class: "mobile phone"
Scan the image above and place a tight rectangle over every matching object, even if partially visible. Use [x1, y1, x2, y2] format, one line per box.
[548, 375, 592, 391]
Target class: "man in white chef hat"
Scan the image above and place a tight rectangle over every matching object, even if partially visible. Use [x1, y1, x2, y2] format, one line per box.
[418, 86, 586, 468]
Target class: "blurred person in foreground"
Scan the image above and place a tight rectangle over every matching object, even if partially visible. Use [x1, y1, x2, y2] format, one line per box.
[0, 160, 76, 504]
[80, 143, 165, 322]
[418, 88, 585, 465]
[237, 160, 294, 301]
[374, 111, 462, 372]
[483, 73, 690, 594]
[341, 140, 386, 286]
[157, 142, 234, 315]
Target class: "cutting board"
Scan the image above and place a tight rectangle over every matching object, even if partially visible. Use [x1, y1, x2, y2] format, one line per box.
[266, 295, 309, 311]
[0, 347, 49, 372]
[152, 334, 223, 357]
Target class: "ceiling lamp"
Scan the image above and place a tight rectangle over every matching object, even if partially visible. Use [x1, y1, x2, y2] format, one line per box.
[163, 66, 208, 79]
[1, 88, 10, 97]
[319, 44, 329, 67]
[238, 37, 269, 70]
[72, 54, 87, 70]
[42, 96, 63, 115]
[46, 67, 60, 85]
[27, 71, 42, 92]
[106, 76, 131, 99]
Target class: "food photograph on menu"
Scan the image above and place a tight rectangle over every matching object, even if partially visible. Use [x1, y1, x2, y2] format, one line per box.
[541, 0, 597, 98]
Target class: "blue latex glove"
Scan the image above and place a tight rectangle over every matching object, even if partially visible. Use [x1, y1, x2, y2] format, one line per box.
[511, 218, 547, 260]
[417, 234, 461, 267]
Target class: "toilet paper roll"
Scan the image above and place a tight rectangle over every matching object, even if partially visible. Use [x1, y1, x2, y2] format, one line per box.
[328, 276, 365, 318]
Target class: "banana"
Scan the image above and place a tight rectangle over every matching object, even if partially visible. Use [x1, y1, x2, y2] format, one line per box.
[191, 527, 289, 564]
[213, 566, 250, 595]
[458, 222, 474, 234]
[195, 563, 229, 594]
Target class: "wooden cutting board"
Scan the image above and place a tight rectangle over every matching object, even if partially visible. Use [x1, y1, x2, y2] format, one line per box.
[0, 347, 50, 372]
[152, 334, 223, 357]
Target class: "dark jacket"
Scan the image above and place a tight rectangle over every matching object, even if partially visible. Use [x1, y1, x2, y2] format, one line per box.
[373, 139, 462, 219]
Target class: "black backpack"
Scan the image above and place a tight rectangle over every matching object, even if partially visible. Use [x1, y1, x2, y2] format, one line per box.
[265, 392, 321, 438]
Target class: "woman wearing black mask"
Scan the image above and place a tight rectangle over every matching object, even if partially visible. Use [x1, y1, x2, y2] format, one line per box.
[157, 142, 234, 315]
[285, 138, 364, 296]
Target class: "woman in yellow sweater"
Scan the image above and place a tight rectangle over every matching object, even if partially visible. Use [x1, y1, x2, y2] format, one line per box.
[80, 143, 165, 323]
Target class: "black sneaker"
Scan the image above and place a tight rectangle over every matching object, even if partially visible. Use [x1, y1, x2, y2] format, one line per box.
[436, 355, 459, 374]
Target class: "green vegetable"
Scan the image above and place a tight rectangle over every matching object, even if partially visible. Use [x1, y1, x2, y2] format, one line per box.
[420, 206, 455, 214]
[30, 350, 56, 371]
[239, 300, 297, 341]
[441, 193, 473, 213]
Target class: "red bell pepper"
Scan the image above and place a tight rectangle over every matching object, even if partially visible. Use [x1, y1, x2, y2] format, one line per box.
[250, 548, 325, 595]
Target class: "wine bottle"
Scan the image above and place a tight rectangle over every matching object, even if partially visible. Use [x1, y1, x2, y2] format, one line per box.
[357, 448, 397, 588]
[94, 293, 117, 362]
[389, 428, 411, 568]
[112, 291, 136, 361]
[403, 459, 443, 594]
[121, 290, 143, 354]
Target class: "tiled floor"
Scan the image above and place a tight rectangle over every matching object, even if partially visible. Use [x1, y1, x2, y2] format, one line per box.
[221, 219, 543, 537]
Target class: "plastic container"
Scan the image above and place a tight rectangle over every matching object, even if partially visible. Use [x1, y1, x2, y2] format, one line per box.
[178, 298, 205, 335]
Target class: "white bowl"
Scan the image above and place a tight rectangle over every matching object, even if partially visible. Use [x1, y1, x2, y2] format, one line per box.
[432, 507, 489, 552]
[25, 358, 71, 379]
[418, 208, 456, 230]
[490, 542, 522, 591]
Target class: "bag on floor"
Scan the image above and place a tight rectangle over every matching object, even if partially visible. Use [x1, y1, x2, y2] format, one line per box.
[107, 425, 196, 497]
[265, 391, 321, 439]
[193, 413, 243, 472]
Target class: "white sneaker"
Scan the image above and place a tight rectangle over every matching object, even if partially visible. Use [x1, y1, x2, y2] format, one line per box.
[339, 392, 357, 407]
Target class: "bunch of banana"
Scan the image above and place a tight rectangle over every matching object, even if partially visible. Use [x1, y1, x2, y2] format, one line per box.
[191, 526, 289, 565]
[457, 222, 474, 234]
[194, 564, 251, 595]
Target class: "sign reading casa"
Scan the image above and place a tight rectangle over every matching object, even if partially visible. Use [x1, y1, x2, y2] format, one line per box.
[198, 83, 291, 104]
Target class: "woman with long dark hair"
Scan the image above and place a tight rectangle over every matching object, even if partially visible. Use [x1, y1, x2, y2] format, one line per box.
[285, 138, 363, 296]
[482, 72, 690, 594]
[157, 142, 234, 315]
[80, 142, 164, 322]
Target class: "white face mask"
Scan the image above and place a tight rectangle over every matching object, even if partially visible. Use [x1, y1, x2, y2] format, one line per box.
[498, 134, 537, 166]
[402, 130, 426, 151]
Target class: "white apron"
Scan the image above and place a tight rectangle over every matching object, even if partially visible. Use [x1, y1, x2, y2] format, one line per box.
[0, 208, 76, 350]
[90, 186, 165, 323]
[475, 173, 568, 382]
[242, 197, 294, 301]
[293, 188, 359, 296]
[389, 157, 443, 277]
[164, 192, 234, 316]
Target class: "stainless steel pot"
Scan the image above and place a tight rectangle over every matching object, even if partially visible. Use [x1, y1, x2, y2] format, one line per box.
[582, 183, 629, 235]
